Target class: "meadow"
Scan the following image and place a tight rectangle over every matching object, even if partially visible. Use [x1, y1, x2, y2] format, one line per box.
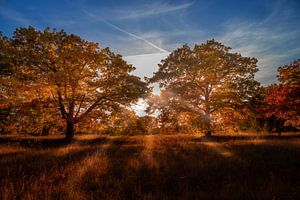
[1, 133, 300, 200]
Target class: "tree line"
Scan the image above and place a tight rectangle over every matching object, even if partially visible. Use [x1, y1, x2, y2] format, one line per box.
[0, 27, 299, 142]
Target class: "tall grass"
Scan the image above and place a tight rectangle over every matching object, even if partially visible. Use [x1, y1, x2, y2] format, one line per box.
[1, 134, 300, 199]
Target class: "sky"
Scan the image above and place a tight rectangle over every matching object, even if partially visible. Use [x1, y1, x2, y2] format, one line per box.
[1, 0, 300, 86]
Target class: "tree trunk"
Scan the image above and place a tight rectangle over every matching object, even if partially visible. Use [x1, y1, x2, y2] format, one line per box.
[42, 125, 50, 136]
[204, 129, 212, 137]
[65, 119, 74, 143]
[203, 85, 212, 137]
[204, 111, 212, 137]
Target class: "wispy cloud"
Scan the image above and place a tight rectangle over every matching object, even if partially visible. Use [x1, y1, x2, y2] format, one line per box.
[104, 21, 168, 53]
[217, 2, 300, 84]
[75, 1, 197, 55]
[0, 7, 31, 25]
[117, 2, 194, 20]
[219, 25, 300, 84]
[81, 8, 169, 54]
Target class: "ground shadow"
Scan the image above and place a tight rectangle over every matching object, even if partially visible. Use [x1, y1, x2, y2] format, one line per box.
[0, 137, 68, 148]
[1, 134, 299, 149]
[1, 134, 300, 199]
[191, 135, 300, 143]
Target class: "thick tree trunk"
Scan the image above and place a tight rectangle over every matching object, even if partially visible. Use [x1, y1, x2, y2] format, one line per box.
[204, 129, 212, 137]
[65, 119, 74, 143]
[204, 111, 212, 137]
[42, 125, 50, 136]
[203, 85, 212, 137]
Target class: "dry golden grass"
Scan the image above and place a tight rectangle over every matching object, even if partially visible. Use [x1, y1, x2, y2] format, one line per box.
[1, 133, 300, 199]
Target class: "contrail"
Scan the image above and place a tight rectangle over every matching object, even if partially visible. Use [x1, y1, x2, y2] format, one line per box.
[104, 21, 168, 53]
[82, 9, 168, 53]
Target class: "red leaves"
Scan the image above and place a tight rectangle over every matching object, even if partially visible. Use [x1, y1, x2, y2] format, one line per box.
[262, 59, 300, 128]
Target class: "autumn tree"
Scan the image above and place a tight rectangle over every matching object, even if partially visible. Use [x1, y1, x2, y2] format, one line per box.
[104, 107, 158, 135]
[13, 98, 64, 135]
[148, 40, 260, 136]
[0, 33, 12, 77]
[106, 107, 139, 135]
[0, 32, 15, 133]
[8, 27, 148, 142]
[147, 92, 201, 134]
[135, 115, 158, 134]
[263, 59, 300, 130]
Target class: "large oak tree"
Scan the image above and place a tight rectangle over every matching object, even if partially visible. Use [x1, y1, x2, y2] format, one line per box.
[148, 40, 260, 136]
[7, 27, 148, 142]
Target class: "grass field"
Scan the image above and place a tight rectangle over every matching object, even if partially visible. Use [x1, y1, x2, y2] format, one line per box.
[1, 133, 300, 200]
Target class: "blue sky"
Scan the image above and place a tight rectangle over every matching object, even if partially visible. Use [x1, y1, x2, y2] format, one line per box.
[1, 0, 300, 85]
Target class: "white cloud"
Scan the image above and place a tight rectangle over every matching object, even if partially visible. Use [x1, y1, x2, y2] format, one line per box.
[75, 0, 300, 85]
[78, 1, 200, 56]
[217, 16, 300, 84]
[117, 2, 194, 20]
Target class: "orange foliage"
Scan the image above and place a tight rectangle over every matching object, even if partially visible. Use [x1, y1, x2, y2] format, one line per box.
[263, 59, 300, 128]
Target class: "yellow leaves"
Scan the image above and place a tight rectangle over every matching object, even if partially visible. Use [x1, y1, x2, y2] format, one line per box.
[3, 26, 148, 136]
[149, 40, 260, 131]
[63, 44, 72, 50]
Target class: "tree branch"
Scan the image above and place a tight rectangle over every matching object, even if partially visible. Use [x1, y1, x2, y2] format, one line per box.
[74, 93, 85, 119]
[57, 91, 68, 119]
[74, 96, 107, 123]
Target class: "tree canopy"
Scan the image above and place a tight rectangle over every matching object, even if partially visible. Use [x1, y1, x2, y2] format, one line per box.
[4, 27, 148, 141]
[1, 27, 299, 138]
[263, 59, 300, 129]
[148, 40, 260, 136]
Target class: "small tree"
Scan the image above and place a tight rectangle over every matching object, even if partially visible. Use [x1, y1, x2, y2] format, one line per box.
[148, 40, 260, 136]
[8, 27, 148, 142]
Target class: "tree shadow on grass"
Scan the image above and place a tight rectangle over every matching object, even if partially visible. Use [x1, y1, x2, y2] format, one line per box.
[0, 139, 120, 200]
[76, 136, 300, 200]
[0, 143, 108, 180]
[77, 137, 251, 199]
[191, 135, 300, 143]
[228, 142, 300, 199]
[1, 134, 299, 149]
[1, 135, 300, 199]
[74, 139, 144, 199]
[0, 137, 68, 149]
[0, 135, 145, 149]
